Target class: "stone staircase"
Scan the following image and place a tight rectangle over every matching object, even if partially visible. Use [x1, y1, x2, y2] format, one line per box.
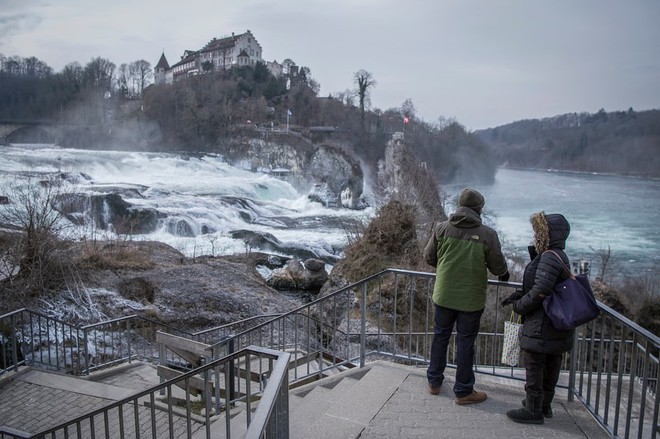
[288, 363, 409, 438]
[194, 362, 409, 438]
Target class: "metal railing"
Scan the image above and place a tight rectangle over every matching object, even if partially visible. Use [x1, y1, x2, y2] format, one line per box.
[208, 269, 659, 439]
[2, 268, 658, 438]
[0, 346, 290, 439]
[0, 309, 281, 376]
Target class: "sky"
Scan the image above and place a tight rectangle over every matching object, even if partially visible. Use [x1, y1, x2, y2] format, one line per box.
[1, 0, 659, 131]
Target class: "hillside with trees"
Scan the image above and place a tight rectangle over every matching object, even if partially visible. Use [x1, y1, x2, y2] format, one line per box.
[0, 54, 496, 184]
[475, 109, 660, 178]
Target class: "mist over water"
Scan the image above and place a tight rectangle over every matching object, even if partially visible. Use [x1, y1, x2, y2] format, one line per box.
[0, 144, 375, 262]
[445, 168, 660, 280]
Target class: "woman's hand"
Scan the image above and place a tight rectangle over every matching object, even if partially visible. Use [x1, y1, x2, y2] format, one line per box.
[500, 289, 524, 306]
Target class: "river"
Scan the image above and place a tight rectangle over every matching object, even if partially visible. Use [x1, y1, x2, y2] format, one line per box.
[1, 145, 658, 284]
[444, 168, 660, 282]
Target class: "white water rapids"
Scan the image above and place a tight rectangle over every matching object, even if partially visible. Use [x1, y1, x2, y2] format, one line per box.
[0, 144, 375, 262]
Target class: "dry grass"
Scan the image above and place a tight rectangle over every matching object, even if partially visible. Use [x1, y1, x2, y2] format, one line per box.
[76, 241, 155, 271]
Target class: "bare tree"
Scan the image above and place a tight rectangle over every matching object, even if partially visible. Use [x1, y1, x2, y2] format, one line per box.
[116, 63, 130, 97]
[60, 62, 84, 92]
[282, 58, 296, 76]
[0, 175, 70, 295]
[590, 245, 612, 282]
[129, 59, 153, 98]
[83, 57, 116, 92]
[401, 98, 416, 119]
[353, 69, 376, 129]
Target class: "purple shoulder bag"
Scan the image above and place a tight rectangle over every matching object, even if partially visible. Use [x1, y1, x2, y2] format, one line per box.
[543, 250, 601, 331]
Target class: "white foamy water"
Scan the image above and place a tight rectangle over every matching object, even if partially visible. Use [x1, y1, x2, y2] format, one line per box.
[0, 144, 375, 261]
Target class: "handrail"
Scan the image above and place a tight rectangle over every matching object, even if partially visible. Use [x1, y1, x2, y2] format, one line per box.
[0, 309, 289, 376]
[204, 268, 657, 438]
[244, 347, 291, 438]
[1, 268, 657, 438]
[597, 301, 660, 345]
[0, 346, 290, 439]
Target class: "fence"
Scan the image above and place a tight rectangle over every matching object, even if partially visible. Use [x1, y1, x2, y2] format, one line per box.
[208, 269, 659, 438]
[0, 345, 290, 439]
[0, 310, 281, 376]
[2, 268, 658, 438]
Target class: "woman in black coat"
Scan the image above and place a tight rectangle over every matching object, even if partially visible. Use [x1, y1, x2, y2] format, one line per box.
[502, 212, 574, 424]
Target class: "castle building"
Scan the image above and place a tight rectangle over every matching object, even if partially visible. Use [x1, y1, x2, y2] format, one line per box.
[154, 30, 282, 84]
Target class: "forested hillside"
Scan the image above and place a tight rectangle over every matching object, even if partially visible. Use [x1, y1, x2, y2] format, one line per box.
[475, 109, 660, 178]
[0, 54, 496, 184]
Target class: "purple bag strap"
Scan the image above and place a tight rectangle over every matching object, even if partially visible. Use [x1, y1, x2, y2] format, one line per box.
[544, 250, 576, 280]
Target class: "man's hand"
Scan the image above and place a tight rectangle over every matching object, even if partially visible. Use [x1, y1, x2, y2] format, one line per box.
[498, 271, 510, 282]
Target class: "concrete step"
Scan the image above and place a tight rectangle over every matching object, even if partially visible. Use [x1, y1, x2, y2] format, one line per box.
[290, 374, 360, 415]
[192, 407, 252, 439]
[289, 364, 408, 439]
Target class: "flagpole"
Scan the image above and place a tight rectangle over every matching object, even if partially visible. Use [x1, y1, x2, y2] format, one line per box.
[287, 109, 290, 132]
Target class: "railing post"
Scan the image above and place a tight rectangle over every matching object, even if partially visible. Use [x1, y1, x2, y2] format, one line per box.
[158, 338, 166, 396]
[568, 328, 579, 402]
[228, 337, 236, 403]
[83, 329, 90, 375]
[10, 314, 19, 372]
[360, 283, 367, 368]
[126, 319, 132, 364]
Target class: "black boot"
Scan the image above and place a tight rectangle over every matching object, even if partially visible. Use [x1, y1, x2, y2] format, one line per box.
[508, 395, 544, 424]
[521, 393, 553, 418]
[542, 390, 554, 418]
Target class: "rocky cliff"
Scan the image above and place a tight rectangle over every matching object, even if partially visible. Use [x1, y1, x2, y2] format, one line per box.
[222, 132, 366, 209]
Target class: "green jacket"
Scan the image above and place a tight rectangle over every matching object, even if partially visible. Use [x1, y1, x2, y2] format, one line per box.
[423, 207, 508, 311]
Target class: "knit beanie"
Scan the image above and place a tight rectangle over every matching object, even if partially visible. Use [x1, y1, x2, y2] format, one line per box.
[458, 188, 485, 213]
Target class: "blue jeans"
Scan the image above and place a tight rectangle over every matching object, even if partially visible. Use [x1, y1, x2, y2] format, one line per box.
[427, 305, 484, 397]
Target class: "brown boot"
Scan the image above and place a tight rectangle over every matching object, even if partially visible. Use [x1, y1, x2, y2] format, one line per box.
[454, 390, 487, 405]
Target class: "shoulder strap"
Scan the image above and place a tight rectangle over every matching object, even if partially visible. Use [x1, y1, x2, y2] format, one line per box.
[544, 250, 574, 278]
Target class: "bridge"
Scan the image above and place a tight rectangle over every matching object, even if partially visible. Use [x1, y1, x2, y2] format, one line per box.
[0, 119, 88, 145]
[0, 120, 60, 145]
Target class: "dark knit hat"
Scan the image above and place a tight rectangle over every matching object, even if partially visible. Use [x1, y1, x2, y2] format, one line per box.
[458, 188, 485, 212]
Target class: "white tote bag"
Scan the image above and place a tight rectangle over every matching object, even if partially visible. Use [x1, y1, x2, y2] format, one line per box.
[501, 312, 523, 366]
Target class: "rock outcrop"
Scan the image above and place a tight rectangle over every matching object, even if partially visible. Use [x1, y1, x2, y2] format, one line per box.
[40, 242, 302, 330]
[57, 192, 161, 235]
[266, 258, 328, 293]
[223, 135, 365, 209]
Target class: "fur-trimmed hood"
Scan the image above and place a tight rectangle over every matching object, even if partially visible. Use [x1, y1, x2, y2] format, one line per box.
[530, 212, 570, 254]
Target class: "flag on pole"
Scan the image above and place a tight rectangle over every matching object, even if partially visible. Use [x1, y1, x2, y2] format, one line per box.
[287, 109, 293, 116]
[403, 116, 410, 124]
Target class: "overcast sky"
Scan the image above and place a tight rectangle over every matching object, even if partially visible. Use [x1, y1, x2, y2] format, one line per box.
[1, 0, 659, 130]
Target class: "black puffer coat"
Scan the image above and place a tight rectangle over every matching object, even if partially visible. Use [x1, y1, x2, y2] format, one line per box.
[513, 213, 574, 354]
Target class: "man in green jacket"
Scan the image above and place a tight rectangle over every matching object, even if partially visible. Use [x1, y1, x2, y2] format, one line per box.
[424, 188, 509, 404]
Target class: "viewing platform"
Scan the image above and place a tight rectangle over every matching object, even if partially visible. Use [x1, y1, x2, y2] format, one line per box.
[0, 360, 610, 438]
[1, 270, 657, 438]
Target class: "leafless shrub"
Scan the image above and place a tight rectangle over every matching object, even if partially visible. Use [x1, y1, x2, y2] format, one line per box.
[590, 244, 612, 282]
[0, 174, 73, 298]
[339, 217, 367, 247]
[615, 271, 659, 313]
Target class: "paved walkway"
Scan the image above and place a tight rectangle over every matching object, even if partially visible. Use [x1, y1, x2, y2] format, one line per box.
[0, 361, 610, 438]
[359, 363, 609, 439]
